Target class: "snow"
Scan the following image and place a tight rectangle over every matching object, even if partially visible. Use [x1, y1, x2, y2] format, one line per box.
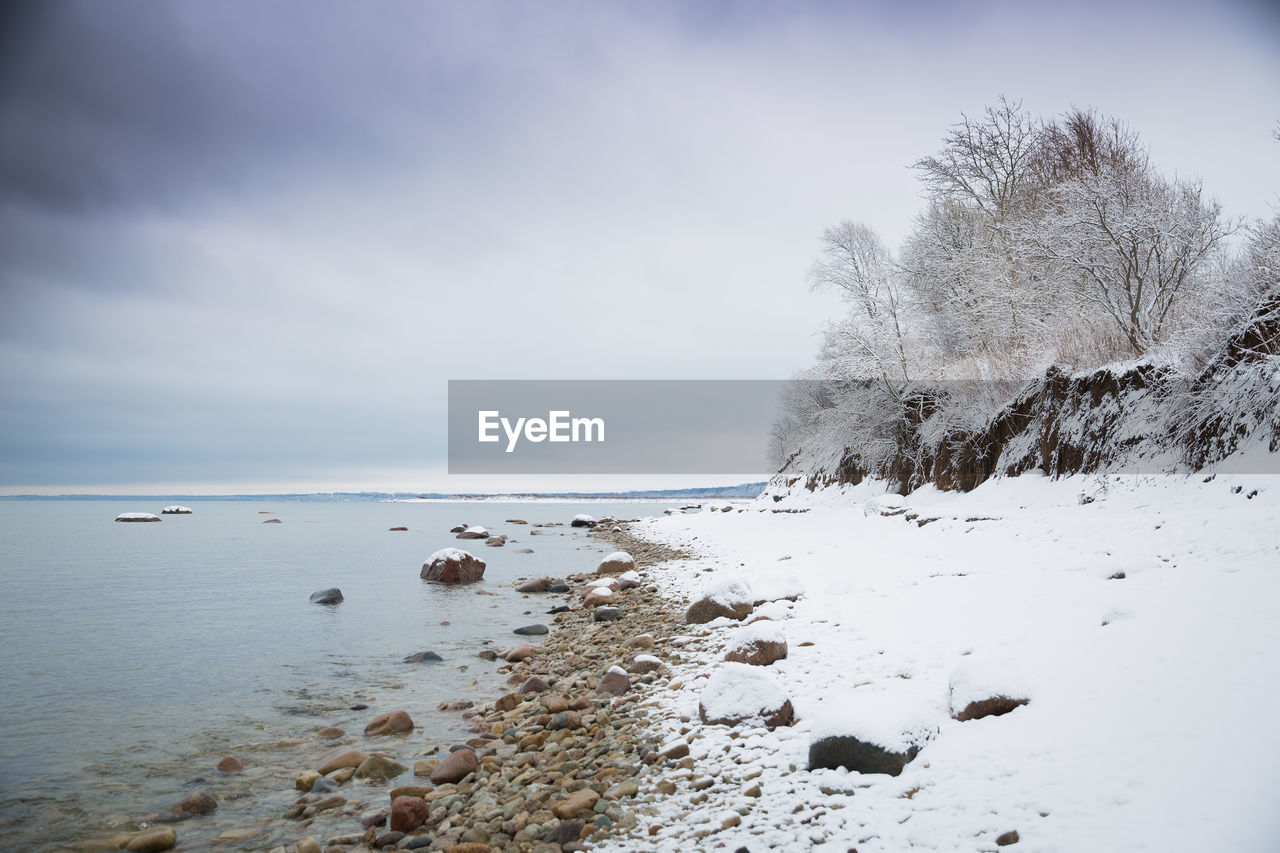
[698, 663, 790, 724]
[426, 547, 473, 563]
[808, 686, 941, 753]
[634, 654, 662, 666]
[114, 512, 159, 520]
[948, 659, 1031, 715]
[727, 619, 787, 650]
[863, 493, 908, 516]
[573, 513, 596, 523]
[701, 576, 753, 607]
[598, 471, 1280, 852]
[619, 569, 641, 583]
[462, 525, 489, 536]
[601, 551, 635, 566]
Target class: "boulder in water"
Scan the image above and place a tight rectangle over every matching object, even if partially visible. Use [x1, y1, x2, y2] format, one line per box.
[115, 512, 160, 522]
[420, 549, 486, 584]
[309, 588, 343, 605]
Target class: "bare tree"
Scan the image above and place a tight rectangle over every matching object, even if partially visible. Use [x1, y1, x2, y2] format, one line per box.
[1037, 167, 1237, 353]
[808, 221, 916, 385]
[911, 96, 1043, 221]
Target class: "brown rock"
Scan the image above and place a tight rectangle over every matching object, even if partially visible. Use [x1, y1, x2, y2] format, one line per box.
[548, 711, 583, 730]
[519, 676, 550, 694]
[295, 770, 321, 792]
[125, 828, 176, 852]
[542, 820, 585, 845]
[216, 756, 243, 773]
[685, 597, 752, 624]
[494, 693, 522, 713]
[582, 587, 615, 608]
[388, 784, 432, 800]
[551, 788, 600, 819]
[171, 790, 217, 816]
[364, 709, 415, 736]
[389, 796, 430, 833]
[505, 644, 536, 662]
[420, 550, 487, 584]
[541, 694, 569, 713]
[317, 746, 368, 776]
[516, 577, 553, 593]
[622, 634, 655, 649]
[429, 748, 478, 784]
[953, 696, 1029, 722]
[996, 829, 1020, 846]
[316, 726, 345, 739]
[355, 754, 408, 780]
[657, 741, 690, 761]
[598, 669, 631, 696]
[447, 845, 492, 853]
[725, 638, 788, 666]
[389, 526, 408, 531]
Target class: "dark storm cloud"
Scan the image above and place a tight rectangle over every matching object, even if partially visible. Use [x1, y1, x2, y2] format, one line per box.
[0, 0, 437, 216]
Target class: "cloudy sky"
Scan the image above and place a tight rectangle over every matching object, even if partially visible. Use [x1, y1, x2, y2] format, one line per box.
[1, 0, 1277, 494]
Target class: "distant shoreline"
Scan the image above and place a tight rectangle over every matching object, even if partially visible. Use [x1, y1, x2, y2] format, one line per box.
[0, 483, 767, 502]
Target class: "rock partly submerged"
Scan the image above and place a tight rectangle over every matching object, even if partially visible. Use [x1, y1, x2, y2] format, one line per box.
[160, 506, 192, 514]
[115, 512, 161, 522]
[308, 587, 343, 605]
[420, 548, 486, 584]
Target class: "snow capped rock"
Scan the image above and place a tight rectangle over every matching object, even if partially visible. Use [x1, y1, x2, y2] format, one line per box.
[698, 662, 794, 729]
[115, 512, 160, 522]
[949, 661, 1031, 721]
[724, 620, 788, 666]
[863, 493, 908, 516]
[161, 506, 192, 514]
[420, 549, 486, 584]
[596, 551, 635, 574]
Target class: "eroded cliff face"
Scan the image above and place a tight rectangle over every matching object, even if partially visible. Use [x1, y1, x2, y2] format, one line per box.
[769, 293, 1280, 499]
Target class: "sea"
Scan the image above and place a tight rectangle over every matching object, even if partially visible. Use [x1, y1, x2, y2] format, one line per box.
[0, 499, 671, 851]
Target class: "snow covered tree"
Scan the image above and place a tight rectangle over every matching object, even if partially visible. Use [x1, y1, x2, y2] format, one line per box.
[1035, 165, 1235, 353]
[808, 221, 918, 386]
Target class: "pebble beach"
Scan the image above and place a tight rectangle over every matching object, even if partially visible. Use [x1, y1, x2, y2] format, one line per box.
[62, 518, 716, 853]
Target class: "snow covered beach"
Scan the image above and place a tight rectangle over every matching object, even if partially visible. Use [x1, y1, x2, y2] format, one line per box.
[597, 473, 1280, 852]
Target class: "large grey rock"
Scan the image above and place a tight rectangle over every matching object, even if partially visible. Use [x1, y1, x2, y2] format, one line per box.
[309, 587, 343, 605]
[807, 734, 920, 776]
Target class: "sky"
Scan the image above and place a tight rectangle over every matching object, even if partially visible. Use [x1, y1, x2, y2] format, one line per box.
[1, 0, 1277, 495]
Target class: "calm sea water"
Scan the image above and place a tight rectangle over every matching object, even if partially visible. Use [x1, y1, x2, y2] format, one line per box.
[0, 499, 663, 851]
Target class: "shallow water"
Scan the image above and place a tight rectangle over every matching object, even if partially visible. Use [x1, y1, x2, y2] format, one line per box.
[0, 499, 659, 851]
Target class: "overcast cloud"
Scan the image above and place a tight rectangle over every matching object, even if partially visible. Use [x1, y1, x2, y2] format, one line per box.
[1, 0, 1277, 493]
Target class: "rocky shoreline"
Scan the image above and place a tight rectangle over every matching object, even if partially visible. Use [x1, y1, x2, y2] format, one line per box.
[70, 518, 711, 853]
